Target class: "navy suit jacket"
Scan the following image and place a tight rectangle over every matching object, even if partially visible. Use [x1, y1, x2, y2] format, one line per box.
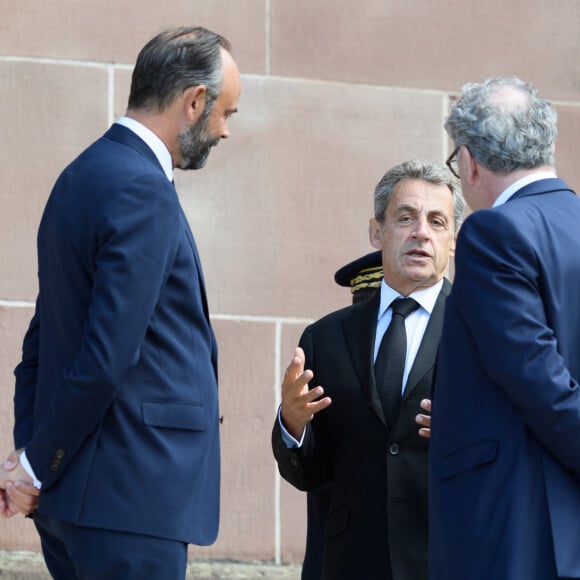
[273, 280, 450, 580]
[14, 124, 220, 545]
[430, 178, 580, 579]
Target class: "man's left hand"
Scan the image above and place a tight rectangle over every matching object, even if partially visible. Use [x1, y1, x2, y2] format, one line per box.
[0, 450, 39, 517]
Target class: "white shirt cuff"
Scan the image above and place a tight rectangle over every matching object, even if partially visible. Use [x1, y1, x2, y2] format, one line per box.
[20, 450, 42, 490]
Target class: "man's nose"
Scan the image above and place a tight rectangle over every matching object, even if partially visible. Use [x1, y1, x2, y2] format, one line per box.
[413, 217, 430, 238]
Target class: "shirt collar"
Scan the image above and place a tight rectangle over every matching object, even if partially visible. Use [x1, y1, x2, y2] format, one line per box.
[377, 278, 444, 320]
[115, 116, 174, 182]
[493, 170, 557, 207]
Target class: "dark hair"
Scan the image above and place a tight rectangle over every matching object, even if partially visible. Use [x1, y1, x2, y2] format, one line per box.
[128, 26, 231, 113]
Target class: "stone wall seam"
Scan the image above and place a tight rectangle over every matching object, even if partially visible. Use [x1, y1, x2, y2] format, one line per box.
[238, 72, 452, 96]
[107, 65, 116, 126]
[0, 55, 127, 70]
[441, 93, 452, 159]
[551, 98, 580, 108]
[265, 0, 272, 76]
[0, 300, 34, 308]
[211, 314, 313, 325]
[273, 319, 283, 564]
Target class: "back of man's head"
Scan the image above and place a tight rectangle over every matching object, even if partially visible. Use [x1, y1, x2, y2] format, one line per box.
[128, 26, 231, 114]
[444, 76, 557, 175]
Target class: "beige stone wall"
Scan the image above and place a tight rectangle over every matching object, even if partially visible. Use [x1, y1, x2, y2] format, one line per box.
[1, 0, 579, 565]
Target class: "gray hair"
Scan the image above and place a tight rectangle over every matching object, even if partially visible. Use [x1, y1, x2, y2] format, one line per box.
[374, 160, 465, 233]
[444, 76, 557, 174]
[128, 26, 231, 114]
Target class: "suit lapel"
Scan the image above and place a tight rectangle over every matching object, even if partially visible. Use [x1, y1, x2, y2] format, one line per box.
[340, 278, 452, 427]
[180, 210, 211, 321]
[181, 217, 217, 374]
[341, 292, 387, 425]
[402, 278, 451, 403]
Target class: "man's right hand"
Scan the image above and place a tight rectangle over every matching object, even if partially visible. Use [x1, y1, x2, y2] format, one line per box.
[280, 347, 332, 440]
[0, 450, 40, 517]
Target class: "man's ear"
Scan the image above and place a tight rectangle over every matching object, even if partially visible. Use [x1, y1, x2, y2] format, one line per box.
[449, 231, 457, 257]
[183, 85, 207, 123]
[462, 145, 478, 187]
[369, 218, 383, 250]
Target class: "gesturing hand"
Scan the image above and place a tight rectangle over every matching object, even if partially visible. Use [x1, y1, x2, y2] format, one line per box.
[0, 449, 40, 517]
[280, 347, 332, 440]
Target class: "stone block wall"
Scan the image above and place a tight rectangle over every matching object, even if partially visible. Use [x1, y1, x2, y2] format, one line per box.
[1, 0, 579, 566]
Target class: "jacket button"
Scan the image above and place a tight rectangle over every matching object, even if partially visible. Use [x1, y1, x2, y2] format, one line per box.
[389, 443, 400, 455]
[56, 449, 65, 459]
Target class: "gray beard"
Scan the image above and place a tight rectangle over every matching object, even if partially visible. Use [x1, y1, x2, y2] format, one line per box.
[177, 111, 220, 171]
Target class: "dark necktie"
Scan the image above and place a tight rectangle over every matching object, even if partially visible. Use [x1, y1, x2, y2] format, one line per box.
[374, 297, 419, 425]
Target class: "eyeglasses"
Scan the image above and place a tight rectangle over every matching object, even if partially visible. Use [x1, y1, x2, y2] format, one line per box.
[445, 146, 460, 179]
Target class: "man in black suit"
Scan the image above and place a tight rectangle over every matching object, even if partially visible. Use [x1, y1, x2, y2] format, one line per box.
[272, 159, 465, 580]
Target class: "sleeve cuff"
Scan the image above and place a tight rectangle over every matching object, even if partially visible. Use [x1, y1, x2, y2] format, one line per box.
[277, 406, 305, 448]
[20, 450, 42, 490]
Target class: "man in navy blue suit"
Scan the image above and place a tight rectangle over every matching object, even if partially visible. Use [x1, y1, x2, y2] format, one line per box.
[430, 76, 580, 580]
[1, 26, 241, 579]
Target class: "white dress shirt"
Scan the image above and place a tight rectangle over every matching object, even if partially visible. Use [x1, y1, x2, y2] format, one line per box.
[493, 171, 557, 207]
[374, 278, 443, 391]
[115, 116, 174, 182]
[280, 278, 444, 447]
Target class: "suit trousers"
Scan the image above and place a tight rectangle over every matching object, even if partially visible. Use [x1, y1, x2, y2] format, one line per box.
[34, 513, 188, 580]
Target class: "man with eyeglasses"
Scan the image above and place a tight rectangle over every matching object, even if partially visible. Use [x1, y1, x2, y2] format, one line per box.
[430, 76, 580, 580]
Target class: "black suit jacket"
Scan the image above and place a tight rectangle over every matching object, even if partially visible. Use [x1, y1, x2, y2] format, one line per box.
[273, 280, 450, 580]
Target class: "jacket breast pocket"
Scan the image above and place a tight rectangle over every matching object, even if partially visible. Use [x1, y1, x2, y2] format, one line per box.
[142, 401, 207, 431]
[441, 440, 497, 480]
